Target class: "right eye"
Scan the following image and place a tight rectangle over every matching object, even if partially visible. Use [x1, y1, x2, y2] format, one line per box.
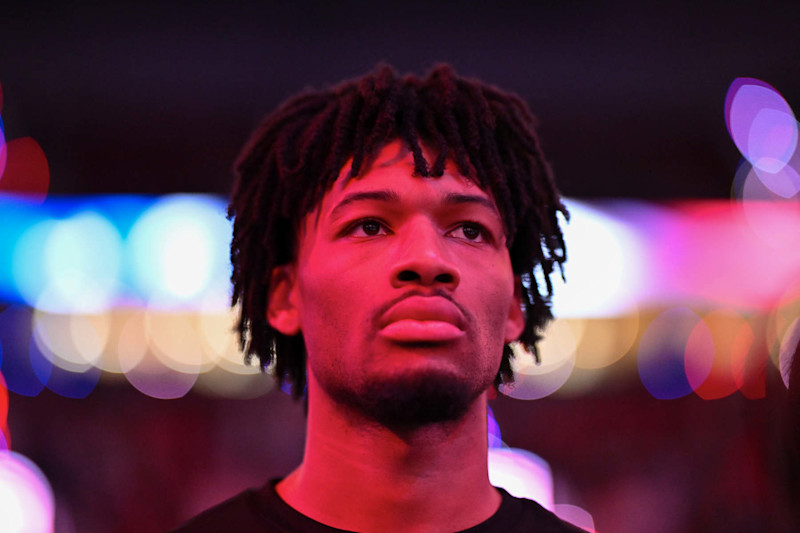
[346, 219, 389, 237]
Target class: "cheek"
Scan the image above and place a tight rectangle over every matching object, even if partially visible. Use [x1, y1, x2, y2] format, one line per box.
[295, 264, 370, 356]
[469, 267, 516, 334]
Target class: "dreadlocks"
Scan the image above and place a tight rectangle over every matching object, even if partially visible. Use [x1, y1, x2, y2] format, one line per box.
[229, 64, 568, 398]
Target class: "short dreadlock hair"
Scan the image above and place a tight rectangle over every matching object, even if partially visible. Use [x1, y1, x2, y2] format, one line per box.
[229, 64, 567, 399]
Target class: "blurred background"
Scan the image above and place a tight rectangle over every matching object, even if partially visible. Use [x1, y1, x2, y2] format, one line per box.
[1, 1, 799, 531]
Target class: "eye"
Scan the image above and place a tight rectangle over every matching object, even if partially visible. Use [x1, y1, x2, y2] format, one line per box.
[346, 218, 389, 237]
[449, 222, 488, 243]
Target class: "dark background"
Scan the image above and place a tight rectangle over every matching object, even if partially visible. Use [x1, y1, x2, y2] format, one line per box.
[2, 2, 799, 532]
[2, 1, 798, 200]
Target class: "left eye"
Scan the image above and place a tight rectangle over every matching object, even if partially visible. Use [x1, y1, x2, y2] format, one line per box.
[450, 223, 486, 242]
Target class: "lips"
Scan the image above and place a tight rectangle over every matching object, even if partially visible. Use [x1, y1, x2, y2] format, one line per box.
[378, 295, 466, 342]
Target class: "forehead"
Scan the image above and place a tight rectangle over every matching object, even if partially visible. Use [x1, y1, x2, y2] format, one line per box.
[318, 140, 497, 213]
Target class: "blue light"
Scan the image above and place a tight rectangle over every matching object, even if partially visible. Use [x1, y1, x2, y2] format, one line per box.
[0, 194, 232, 310]
[126, 194, 231, 308]
[637, 307, 700, 400]
[1, 197, 53, 301]
[0, 307, 51, 397]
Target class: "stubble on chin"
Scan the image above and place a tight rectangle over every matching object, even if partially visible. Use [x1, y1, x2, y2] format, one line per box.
[326, 368, 491, 430]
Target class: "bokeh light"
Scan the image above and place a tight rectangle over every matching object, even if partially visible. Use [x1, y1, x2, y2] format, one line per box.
[0, 371, 8, 449]
[766, 284, 800, 373]
[638, 308, 703, 400]
[115, 311, 198, 399]
[0, 114, 6, 181]
[0, 451, 55, 533]
[779, 316, 800, 390]
[0, 138, 50, 201]
[488, 447, 554, 510]
[687, 309, 756, 400]
[0, 306, 51, 397]
[725, 78, 798, 176]
[739, 195, 800, 253]
[146, 310, 215, 374]
[40, 211, 123, 313]
[127, 195, 231, 308]
[554, 504, 596, 533]
[196, 299, 254, 375]
[574, 313, 639, 370]
[123, 360, 198, 399]
[192, 369, 272, 399]
[116, 311, 150, 375]
[0, 197, 43, 304]
[550, 200, 643, 318]
[45, 364, 101, 399]
[32, 311, 110, 372]
[487, 407, 503, 448]
[733, 156, 800, 201]
[12, 219, 58, 310]
[501, 320, 577, 400]
[10, 210, 124, 313]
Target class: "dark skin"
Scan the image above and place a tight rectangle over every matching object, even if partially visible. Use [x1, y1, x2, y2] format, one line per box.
[267, 142, 525, 532]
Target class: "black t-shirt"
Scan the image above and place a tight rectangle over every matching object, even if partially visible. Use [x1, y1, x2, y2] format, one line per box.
[171, 480, 585, 532]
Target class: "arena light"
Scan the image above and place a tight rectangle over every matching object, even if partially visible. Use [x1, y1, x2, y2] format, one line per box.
[725, 78, 798, 178]
[0, 451, 55, 533]
[550, 199, 644, 318]
[126, 195, 231, 309]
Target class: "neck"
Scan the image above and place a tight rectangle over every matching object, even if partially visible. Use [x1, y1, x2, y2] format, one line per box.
[277, 384, 500, 533]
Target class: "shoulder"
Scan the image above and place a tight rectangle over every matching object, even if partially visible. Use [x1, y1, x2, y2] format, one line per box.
[466, 488, 586, 533]
[169, 488, 267, 533]
[169, 480, 351, 533]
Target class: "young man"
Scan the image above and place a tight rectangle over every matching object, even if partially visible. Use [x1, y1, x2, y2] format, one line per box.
[174, 64, 580, 532]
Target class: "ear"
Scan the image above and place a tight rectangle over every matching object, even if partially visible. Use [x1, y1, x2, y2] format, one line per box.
[266, 264, 301, 335]
[503, 276, 526, 343]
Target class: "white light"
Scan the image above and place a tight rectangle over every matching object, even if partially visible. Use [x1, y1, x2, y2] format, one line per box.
[43, 211, 122, 313]
[127, 195, 231, 308]
[0, 451, 54, 533]
[12, 219, 56, 309]
[550, 200, 644, 317]
[488, 447, 554, 510]
[12, 212, 122, 313]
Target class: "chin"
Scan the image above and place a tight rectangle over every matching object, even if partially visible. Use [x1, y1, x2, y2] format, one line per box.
[329, 368, 490, 429]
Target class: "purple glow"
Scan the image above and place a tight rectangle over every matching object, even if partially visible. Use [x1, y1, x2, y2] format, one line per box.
[725, 78, 798, 176]
[554, 504, 596, 532]
[0, 307, 51, 397]
[123, 360, 198, 399]
[487, 407, 503, 448]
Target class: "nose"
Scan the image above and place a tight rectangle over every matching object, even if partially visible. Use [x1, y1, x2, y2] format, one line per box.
[390, 221, 461, 290]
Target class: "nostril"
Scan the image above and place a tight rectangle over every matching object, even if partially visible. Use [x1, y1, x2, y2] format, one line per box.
[434, 273, 454, 284]
[397, 270, 419, 282]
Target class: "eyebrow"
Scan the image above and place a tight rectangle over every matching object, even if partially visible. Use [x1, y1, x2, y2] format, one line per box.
[330, 190, 401, 219]
[442, 192, 501, 217]
[329, 189, 501, 220]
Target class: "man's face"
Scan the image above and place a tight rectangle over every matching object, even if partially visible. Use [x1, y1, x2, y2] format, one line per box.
[268, 140, 524, 426]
